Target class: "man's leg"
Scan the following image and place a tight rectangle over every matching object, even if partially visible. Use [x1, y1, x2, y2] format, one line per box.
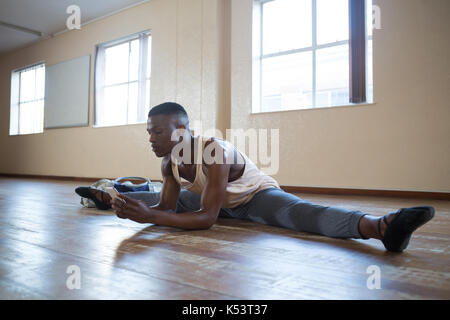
[227, 188, 435, 252]
[174, 190, 234, 218]
[126, 189, 214, 215]
[75, 187, 160, 210]
[174, 190, 201, 212]
[228, 188, 368, 239]
[125, 189, 236, 218]
[124, 190, 196, 212]
[123, 191, 160, 207]
[88, 190, 196, 210]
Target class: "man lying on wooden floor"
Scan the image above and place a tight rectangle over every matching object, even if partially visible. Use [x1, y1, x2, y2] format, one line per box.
[76, 102, 434, 253]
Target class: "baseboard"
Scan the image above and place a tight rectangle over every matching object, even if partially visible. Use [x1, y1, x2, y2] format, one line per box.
[280, 185, 450, 200]
[0, 173, 113, 183]
[1, 173, 449, 200]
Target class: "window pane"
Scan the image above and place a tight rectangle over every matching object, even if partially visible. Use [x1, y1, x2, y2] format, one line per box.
[316, 45, 349, 107]
[20, 69, 36, 102]
[12, 64, 44, 135]
[147, 37, 152, 78]
[367, 0, 373, 37]
[10, 72, 20, 135]
[104, 42, 129, 85]
[19, 102, 33, 134]
[35, 66, 45, 100]
[367, 39, 373, 102]
[129, 39, 139, 82]
[261, 51, 313, 111]
[104, 84, 128, 125]
[96, 33, 152, 127]
[127, 82, 138, 123]
[317, 0, 349, 45]
[33, 100, 44, 133]
[19, 100, 43, 134]
[10, 102, 19, 135]
[262, 0, 312, 55]
[145, 79, 151, 116]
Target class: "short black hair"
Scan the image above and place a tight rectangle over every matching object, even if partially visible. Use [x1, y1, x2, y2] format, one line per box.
[148, 102, 188, 119]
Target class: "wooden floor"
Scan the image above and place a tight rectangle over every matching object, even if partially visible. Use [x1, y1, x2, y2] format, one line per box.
[0, 177, 449, 300]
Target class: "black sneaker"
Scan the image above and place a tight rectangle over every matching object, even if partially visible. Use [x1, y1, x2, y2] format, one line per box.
[379, 206, 435, 252]
[75, 186, 112, 210]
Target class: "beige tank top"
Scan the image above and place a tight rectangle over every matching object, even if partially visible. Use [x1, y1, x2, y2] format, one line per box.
[170, 136, 280, 208]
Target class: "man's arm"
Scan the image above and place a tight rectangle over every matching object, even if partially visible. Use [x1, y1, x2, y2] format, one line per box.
[151, 157, 181, 212]
[151, 159, 230, 229]
[111, 140, 230, 230]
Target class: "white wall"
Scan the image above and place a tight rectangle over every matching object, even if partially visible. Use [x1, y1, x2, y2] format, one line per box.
[0, 0, 449, 193]
[0, 0, 227, 179]
[230, 0, 450, 192]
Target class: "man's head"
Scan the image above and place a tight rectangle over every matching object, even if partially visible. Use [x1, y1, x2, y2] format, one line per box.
[147, 102, 191, 157]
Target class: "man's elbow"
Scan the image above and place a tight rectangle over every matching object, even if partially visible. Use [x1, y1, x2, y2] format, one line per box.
[198, 219, 215, 230]
[197, 212, 217, 230]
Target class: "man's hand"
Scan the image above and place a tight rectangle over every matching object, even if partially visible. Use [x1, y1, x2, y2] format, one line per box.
[111, 193, 156, 224]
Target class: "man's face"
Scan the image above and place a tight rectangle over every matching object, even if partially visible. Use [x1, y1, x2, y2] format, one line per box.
[147, 114, 183, 158]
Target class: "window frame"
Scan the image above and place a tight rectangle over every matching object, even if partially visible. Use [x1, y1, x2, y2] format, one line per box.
[253, 0, 373, 113]
[94, 30, 152, 128]
[9, 62, 46, 136]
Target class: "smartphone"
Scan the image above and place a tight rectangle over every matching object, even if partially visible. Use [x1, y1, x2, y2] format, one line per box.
[105, 186, 120, 199]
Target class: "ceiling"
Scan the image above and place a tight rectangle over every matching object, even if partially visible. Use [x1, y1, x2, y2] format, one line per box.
[0, 0, 149, 54]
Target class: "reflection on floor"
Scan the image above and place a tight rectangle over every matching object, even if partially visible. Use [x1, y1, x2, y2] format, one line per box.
[0, 177, 449, 299]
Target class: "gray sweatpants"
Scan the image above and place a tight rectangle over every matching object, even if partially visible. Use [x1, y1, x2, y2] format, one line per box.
[124, 188, 367, 239]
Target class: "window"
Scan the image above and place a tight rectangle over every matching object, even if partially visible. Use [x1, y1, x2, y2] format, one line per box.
[253, 0, 373, 112]
[95, 31, 151, 127]
[9, 63, 45, 135]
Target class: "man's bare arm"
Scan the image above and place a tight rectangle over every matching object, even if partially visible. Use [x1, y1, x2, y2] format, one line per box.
[111, 140, 230, 229]
[150, 160, 230, 229]
[151, 157, 180, 212]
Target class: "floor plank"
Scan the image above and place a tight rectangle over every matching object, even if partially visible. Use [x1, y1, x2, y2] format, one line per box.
[0, 177, 449, 299]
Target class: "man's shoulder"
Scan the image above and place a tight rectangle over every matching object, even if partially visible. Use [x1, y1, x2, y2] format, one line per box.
[201, 136, 236, 152]
[200, 136, 240, 165]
